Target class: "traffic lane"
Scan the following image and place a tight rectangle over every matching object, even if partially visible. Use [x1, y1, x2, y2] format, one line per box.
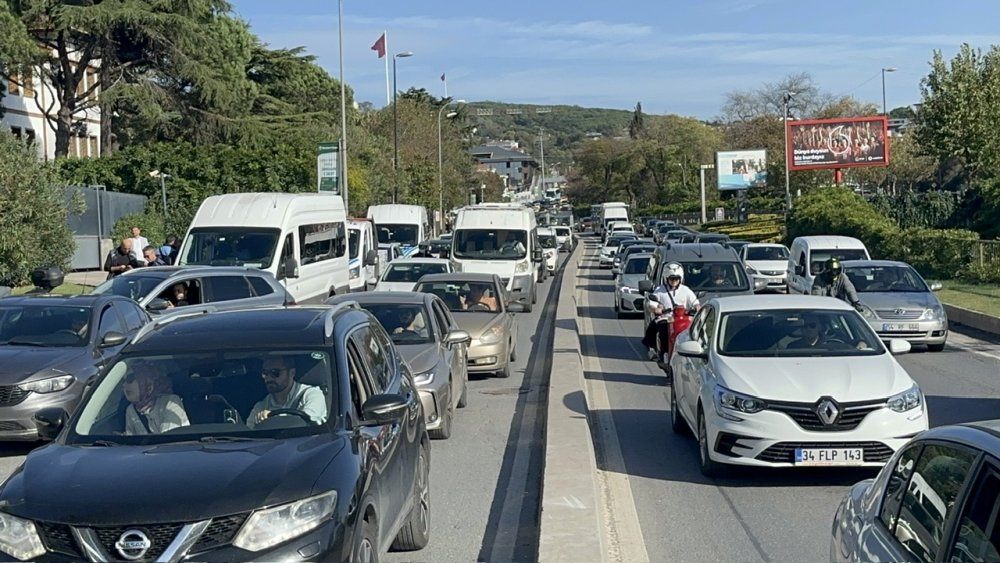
[386, 253, 564, 563]
[577, 240, 1000, 562]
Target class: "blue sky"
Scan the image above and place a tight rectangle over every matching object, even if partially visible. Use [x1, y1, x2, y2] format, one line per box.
[233, 0, 1000, 119]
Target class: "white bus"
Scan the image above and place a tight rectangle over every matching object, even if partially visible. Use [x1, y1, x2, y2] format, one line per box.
[450, 203, 544, 312]
[366, 204, 430, 258]
[177, 193, 349, 303]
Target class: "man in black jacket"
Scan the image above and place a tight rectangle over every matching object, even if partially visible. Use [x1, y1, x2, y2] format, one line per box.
[104, 239, 139, 279]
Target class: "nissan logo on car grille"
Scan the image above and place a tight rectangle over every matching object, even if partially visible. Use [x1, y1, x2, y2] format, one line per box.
[115, 529, 152, 561]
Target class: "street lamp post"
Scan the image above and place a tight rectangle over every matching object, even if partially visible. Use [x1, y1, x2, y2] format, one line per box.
[149, 170, 170, 219]
[392, 51, 413, 204]
[881, 67, 897, 116]
[438, 99, 466, 235]
[337, 0, 349, 213]
[783, 92, 796, 216]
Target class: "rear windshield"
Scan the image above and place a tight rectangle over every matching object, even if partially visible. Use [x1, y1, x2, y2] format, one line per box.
[682, 262, 750, 292]
[746, 246, 789, 261]
[383, 262, 449, 282]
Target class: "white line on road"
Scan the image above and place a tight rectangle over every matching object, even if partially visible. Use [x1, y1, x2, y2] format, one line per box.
[578, 241, 651, 563]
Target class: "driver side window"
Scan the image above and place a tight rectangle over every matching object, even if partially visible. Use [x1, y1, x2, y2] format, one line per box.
[699, 307, 717, 347]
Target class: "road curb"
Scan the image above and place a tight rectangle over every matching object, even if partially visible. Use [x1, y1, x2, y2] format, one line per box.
[538, 242, 607, 563]
[944, 303, 1000, 336]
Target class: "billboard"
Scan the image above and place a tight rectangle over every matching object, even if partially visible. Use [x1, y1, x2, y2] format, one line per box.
[716, 149, 768, 190]
[787, 116, 889, 171]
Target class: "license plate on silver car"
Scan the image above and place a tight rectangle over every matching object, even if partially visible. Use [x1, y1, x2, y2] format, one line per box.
[794, 448, 864, 466]
[882, 323, 920, 332]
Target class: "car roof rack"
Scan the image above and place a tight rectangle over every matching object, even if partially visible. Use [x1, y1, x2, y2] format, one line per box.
[323, 300, 361, 341]
[131, 305, 220, 345]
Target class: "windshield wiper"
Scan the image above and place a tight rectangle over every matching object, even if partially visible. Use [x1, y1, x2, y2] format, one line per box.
[82, 439, 122, 447]
[197, 435, 266, 443]
[4, 339, 49, 347]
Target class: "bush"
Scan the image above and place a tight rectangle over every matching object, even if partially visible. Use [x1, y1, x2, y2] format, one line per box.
[112, 213, 167, 251]
[0, 133, 82, 285]
[786, 187, 899, 256]
[891, 227, 979, 280]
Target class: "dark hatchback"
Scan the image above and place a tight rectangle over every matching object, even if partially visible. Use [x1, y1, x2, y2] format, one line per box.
[0, 294, 149, 440]
[0, 305, 429, 562]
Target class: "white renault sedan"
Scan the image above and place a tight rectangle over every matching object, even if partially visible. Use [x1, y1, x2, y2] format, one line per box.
[669, 295, 928, 477]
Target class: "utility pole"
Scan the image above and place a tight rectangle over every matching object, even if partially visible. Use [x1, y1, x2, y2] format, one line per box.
[539, 127, 546, 201]
[338, 0, 349, 213]
[699, 164, 714, 224]
[783, 92, 796, 216]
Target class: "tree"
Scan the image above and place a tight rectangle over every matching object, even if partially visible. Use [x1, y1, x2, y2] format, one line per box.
[719, 72, 830, 124]
[628, 102, 645, 139]
[917, 44, 1000, 181]
[889, 106, 916, 119]
[0, 133, 81, 285]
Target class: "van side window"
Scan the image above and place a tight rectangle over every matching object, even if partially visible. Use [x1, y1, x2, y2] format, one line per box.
[798, 252, 806, 273]
[299, 222, 346, 265]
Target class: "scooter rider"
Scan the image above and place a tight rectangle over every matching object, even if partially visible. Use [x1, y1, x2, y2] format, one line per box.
[811, 257, 863, 312]
[642, 262, 701, 363]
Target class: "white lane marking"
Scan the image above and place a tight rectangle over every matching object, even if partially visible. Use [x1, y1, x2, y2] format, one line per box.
[578, 246, 651, 563]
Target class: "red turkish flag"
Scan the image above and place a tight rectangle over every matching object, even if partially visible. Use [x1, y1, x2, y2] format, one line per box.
[371, 33, 386, 58]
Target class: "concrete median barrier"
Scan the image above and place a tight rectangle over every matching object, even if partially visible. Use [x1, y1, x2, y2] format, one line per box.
[538, 242, 607, 563]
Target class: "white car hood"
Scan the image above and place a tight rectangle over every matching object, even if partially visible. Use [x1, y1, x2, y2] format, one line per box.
[375, 281, 417, 292]
[714, 354, 913, 403]
[746, 260, 788, 273]
[459, 260, 516, 279]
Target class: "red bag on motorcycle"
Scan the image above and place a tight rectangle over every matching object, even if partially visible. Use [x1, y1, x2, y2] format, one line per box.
[668, 306, 693, 359]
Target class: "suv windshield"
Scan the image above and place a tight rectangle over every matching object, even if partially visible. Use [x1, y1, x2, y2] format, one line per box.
[70, 350, 335, 444]
[377, 224, 419, 246]
[415, 281, 501, 314]
[93, 274, 166, 302]
[846, 265, 929, 293]
[746, 246, 789, 261]
[182, 228, 280, 268]
[453, 229, 527, 260]
[0, 305, 92, 347]
[361, 303, 433, 345]
[719, 309, 884, 357]
[383, 262, 449, 282]
[682, 262, 750, 292]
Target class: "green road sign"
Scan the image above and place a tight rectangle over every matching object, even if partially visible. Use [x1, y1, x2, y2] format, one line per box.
[317, 142, 340, 194]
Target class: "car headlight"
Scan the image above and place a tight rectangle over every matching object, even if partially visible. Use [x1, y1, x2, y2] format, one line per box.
[19, 374, 74, 394]
[745, 265, 758, 275]
[0, 512, 45, 561]
[233, 490, 337, 552]
[714, 385, 766, 421]
[620, 286, 638, 294]
[479, 323, 504, 345]
[859, 304, 877, 320]
[414, 369, 434, 385]
[349, 265, 360, 279]
[515, 260, 530, 273]
[887, 384, 922, 413]
[920, 305, 945, 320]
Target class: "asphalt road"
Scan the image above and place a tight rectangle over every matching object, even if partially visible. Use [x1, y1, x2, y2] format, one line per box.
[575, 234, 1000, 562]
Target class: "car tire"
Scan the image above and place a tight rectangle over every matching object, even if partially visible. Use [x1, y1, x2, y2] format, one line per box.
[392, 444, 431, 551]
[430, 400, 453, 440]
[532, 285, 538, 305]
[457, 375, 468, 408]
[509, 341, 517, 362]
[497, 361, 511, 378]
[356, 517, 380, 563]
[698, 409, 727, 478]
[928, 342, 945, 352]
[670, 388, 689, 435]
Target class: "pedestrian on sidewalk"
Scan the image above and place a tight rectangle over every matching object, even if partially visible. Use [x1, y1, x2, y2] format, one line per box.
[129, 226, 150, 266]
[160, 235, 180, 265]
[104, 239, 139, 280]
[142, 245, 168, 266]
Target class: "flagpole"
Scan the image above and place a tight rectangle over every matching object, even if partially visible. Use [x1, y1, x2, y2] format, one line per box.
[444, 77, 448, 99]
[383, 30, 391, 106]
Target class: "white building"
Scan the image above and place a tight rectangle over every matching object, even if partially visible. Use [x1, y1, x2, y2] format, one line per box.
[1, 58, 101, 161]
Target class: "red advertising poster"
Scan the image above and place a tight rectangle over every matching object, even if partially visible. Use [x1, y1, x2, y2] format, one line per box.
[787, 116, 890, 171]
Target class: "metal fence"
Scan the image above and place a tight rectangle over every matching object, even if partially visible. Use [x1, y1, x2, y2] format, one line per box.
[66, 186, 148, 270]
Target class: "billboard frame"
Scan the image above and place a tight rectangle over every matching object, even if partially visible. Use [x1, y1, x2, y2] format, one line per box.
[715, 149, 768, 191]
[786, 115, 890, 172]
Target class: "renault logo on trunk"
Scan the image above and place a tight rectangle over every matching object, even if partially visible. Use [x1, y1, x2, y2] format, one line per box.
[816, 399, 840, 426]
[115, 529, 151, 561]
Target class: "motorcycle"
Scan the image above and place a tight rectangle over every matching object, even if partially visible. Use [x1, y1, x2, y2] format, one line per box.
[646, 293, 696, 370]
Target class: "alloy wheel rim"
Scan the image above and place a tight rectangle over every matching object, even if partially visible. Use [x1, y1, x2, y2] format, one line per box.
[699, 417, 708, 464]
[359, 538, 374, 563]
[418, 452, 429, 532]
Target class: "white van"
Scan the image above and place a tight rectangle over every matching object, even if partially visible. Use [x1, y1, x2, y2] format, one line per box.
[347, 219, 380, 292]
[787, 235, 871, 294]
[178, 193, 350, 304]
[450, 203, 544, 312]
[367, 204, 430, 258]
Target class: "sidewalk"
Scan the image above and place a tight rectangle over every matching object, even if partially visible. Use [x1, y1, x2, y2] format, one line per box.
[65, 270, 104, 288]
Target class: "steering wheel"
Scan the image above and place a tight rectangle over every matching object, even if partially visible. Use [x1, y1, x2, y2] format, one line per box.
[468, 303, 492, 312]
[265, 408, 316, 425]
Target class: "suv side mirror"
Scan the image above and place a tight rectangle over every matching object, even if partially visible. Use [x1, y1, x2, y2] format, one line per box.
[929, 282, 943, 291]
[508, 302, 527, 313]
[360, 394, 409, 426]
[364, 250, 378, 266]
[146, 298, 171, 312]
[100, 331, 128, 348]
[281, 257, 300, 280]
[638, 280, 653, 294]
[34, 407, 68, 441]
[532, 249, 543, 262]
[444, 330, 472, 345]
[888, 339, 912, 355]
[676, 340, 707, 358]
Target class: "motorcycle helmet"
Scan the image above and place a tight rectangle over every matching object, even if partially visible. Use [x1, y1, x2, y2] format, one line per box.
[825, 257, 842, 276]
[663, 262, 684, 283]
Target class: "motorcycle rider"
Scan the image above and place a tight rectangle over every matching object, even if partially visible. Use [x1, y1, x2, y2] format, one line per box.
[811, 257, 863, 311]
[642, 262, 701, 364]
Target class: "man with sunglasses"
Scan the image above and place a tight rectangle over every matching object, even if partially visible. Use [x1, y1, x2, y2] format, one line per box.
[787, 315, 826, 349]
[247, 356, 328, 428]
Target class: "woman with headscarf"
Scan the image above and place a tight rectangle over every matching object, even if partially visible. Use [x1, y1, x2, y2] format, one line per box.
[123, 362, 190, 435]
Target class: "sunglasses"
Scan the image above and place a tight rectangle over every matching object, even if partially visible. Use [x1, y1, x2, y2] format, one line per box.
[261, 368, 287, 379]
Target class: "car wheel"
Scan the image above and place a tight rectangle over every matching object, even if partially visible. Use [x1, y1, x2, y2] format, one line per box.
[392, 444, 431, 551]
[356, 518, 380, 563]
[670, 388, 689, 435]
[497, 361, 511, 378]
[509, 341, 517, 362]
[430, 400, 453, 440]
[457, 374, 468, 408]
[928, 342, 946, 352]
[532, 286, 538, 305]
[698, 409, 726, 478]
